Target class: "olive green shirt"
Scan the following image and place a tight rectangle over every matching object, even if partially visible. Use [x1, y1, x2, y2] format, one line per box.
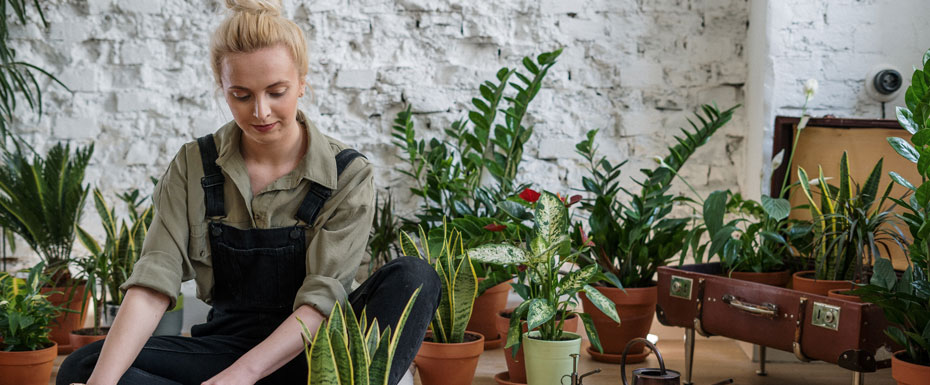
[121, 111, 374, 317]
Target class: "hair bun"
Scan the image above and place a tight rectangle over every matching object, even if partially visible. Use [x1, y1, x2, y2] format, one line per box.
[224, 0, 282, 16]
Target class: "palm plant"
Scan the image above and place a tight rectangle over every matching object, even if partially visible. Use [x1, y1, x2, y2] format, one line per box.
[398, 220, 477, 343]
[75, 189, 153, 334]
[0, 140, 94, 280]
[299, 287, 421, 385]
[797, 152, 904, 281]
[575, 104, 739, 289]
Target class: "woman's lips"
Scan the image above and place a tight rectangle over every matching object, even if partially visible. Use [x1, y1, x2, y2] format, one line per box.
[251, 122, 277, 132]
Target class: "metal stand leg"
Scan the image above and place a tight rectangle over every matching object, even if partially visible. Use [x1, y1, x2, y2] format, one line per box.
[684, 328, 696, 385]
[852, 371, 864, 385]
[756, 345, 767, 376]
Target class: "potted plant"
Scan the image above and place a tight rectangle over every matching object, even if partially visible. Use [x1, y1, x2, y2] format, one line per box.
[0, 139, 94, 353]
[852, 48, 930, 384]
[572, 104, 738, 363]
[299, 287, 421, 385]
[469, 190, 619, 385]
[400, 221, 482, 385]
[0, 262, 62, 385]
[792, 151, 905, 296]
[389, 50, 564, 350]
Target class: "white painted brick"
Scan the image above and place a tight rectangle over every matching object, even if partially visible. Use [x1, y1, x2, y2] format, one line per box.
[49, 22, 91, 43]
[116, 92, 151, 112]
[537, 139, 578, 160]
[620, 58, 664, 88]
[335, 69, 377, 89]
[119, 0, 165, 14]
[404, 87, 452, 113]
[55, 116, 100, 140]
[559, 17, 605, 41]
[121, 42, 151, 65]
[59, 66, 98, 92]
[540, 0, 586, 14]
[125, 140, 156, 165]
[88, 0, 112, 14]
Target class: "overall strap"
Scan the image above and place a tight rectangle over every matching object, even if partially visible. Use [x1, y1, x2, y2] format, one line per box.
[197, 134, 226, 218]
[295, 149, 367, 225]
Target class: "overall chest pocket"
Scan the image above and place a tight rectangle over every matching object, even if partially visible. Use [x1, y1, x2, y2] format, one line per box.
[212, 242, 305, 310]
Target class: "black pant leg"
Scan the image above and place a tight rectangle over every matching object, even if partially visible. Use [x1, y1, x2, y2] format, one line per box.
[348, 256, 441, 385]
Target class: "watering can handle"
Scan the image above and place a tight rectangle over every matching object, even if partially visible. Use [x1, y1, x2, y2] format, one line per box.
[620, 338, 666, 385]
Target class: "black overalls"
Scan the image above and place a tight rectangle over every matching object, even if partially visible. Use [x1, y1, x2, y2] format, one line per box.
[57, 134, 441, 385]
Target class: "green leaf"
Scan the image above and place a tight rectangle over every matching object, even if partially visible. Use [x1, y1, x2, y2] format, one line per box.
[890, 171, 916, 191]
[534, 191, 569, 248]
[582, 285, 620, 324]
[578, 312, 604, 354]
[307, 321, 339, 385]
[888, 137, 920, 163]
[398, 231, 419, 259]
[467, 243, 530, 265]
[526, 298, 555, 331]
[450, 253, 477, 342]
[913, 129, 930, 147]
[760, 196, 791, 221]
[870, 257, 897, 290]
[896, 106, 918, 134]
[559, 264, 599, 293]
[703, 190, 728, 235]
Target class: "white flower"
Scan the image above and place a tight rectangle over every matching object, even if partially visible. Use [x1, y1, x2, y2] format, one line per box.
[0, 300, 7, 307]
[804, 79, 818, 99]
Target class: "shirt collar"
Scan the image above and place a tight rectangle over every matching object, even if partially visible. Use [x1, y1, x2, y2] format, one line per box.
[213, 110, 337, 191]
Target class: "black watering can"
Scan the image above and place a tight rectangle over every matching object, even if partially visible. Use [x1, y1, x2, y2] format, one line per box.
[620, 338, 733, 385]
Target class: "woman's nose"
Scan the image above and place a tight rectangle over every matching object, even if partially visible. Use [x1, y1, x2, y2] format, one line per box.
[252, 96, 270, 119]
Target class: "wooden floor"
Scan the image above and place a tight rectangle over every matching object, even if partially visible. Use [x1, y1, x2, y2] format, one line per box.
[51, 317, 897, 385]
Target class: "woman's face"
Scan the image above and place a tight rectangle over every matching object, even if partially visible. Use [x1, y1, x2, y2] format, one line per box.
[220, 45, 305, 147]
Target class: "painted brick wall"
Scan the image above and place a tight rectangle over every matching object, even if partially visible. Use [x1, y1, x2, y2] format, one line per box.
[5, 0, 749, 271]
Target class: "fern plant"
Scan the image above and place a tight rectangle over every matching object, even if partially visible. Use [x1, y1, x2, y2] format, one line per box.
[398, 220, 477, 344]
[575, 105, 739, 288]
[299, 287, 421, 385]
[0, 140, 93, 280]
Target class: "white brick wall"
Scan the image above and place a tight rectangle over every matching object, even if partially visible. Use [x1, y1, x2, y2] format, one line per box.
[6, 0, 751, 266]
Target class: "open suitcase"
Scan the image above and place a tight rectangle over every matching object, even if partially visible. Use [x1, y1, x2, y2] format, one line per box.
[656, 263, 898, 385]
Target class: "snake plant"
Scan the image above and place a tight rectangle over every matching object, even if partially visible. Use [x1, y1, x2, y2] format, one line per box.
[299, 287, 421, 385]
[399, 220, 477, 344]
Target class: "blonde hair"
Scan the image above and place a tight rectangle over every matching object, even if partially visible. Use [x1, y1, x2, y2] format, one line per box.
[210, 0, 308, 88]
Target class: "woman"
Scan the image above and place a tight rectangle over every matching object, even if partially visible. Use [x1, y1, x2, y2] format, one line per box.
[57, 1, 439, 384]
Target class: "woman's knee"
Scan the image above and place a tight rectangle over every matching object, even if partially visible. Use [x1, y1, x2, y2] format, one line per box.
[56, 340, 105, 385]
[386, 256, 441, 297]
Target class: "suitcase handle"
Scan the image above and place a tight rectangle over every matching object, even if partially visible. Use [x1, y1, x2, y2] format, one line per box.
[722, 294, 778, 318]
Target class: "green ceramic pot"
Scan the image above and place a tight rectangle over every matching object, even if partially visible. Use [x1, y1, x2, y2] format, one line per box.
[522, 330, 582, 385]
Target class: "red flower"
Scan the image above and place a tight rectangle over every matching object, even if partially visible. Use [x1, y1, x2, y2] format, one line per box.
[517, 264, 528, 272]
[483, 223, 506, 232]
[579, 225, 594, 248]
[519, 188, 541, 203]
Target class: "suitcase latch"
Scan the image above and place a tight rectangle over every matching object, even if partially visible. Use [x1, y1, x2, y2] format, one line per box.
[670, 276, 693, 299]
[812, 302, 841, 331]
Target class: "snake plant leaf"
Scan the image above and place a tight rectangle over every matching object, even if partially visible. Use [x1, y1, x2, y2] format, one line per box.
[559, 264, 599, 293]
[467, 243, 529, 265]
[388, 286, 421, 353]
[861, 158, 884, 208]
[526, 298, 555, 331]
[534, 191, 568, 248]
[366, 319, 380, 362]
[797, 167, 822, 216]
[583, 284, 620, 324]
[888, 137, 920, 163]
[433, 259, 452, 342]
[398, 231, 419, 260]
[308, 321, 339, 385]
[450, 252, 477, 342]
[326, 305, 353, 385]
[760, 195, 791, 221]
[75, 226, 102, 258]
[368, 327, 394, 385]
[579, 312, 604, 354]
[345, 305, 370, 385]
[839, 152, 851, 203]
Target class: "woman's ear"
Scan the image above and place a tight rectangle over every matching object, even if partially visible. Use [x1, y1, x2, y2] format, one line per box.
[298, 79, 306, 98]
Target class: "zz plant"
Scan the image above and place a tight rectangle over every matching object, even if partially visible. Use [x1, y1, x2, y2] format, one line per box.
[468, 191, 619, 353]
[575, 105, 738, 288]
[299, 287, 421, 385]
[398, 221, 476, 343]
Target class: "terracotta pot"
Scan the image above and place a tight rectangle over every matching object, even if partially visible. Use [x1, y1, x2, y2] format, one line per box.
[0, 341, 57, 385]
[494, 308, 578, 384]
[69, 327, 109, 350]
[827, 289, 863, 303]
[791, 271, 854, 296]
[580, 285, 656, 364]
[41, 283, 89, 354]
[728, 270, 791, 287]
[414, 331, 484, 385]
[467, 279, 511, 349]
[892, 350, 930, 385]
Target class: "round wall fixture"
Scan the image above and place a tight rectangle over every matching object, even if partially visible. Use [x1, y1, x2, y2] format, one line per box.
[865, 65, 904, 102]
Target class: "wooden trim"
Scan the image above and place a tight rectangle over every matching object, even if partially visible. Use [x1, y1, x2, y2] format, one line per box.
[768, 116, 904, 198]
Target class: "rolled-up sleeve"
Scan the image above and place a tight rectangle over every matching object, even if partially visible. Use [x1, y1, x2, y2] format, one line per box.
[293, 161, 374, 316]
[120, 148, 195, 309]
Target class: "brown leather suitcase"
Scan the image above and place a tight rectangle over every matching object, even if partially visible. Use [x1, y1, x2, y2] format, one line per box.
[656, 263, 898, 375]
